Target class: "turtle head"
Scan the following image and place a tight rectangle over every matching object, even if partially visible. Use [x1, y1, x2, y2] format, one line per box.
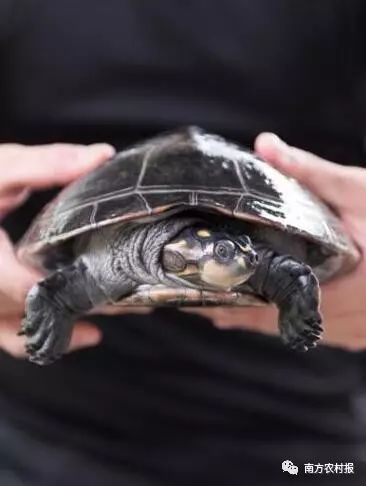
[162, 225, 258, 290]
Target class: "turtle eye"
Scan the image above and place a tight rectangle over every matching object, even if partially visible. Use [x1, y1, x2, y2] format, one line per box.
[214, 240, 236, 263]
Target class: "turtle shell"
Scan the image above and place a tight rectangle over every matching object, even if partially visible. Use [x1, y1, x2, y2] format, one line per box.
[18, 126, 359, 277]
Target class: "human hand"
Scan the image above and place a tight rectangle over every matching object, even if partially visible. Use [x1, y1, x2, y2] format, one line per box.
[0, 143, 115, 357]
[186, 133, 366, 351]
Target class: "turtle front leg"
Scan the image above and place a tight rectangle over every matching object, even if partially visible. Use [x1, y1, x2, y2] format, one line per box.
[249, 250, 323, 351]
[20, 260, 104, 365]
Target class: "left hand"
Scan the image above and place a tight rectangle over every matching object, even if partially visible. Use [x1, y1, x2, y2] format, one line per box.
[0, 143, 115, 357]
[186, 133, 366, 351]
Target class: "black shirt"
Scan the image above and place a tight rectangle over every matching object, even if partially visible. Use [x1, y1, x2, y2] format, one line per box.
[1, 1, 366, 484]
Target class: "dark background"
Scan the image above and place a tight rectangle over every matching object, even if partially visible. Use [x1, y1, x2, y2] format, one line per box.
[0, 1, 365, 484]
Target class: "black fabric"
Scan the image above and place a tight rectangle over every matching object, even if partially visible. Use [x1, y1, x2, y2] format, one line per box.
[1, 1, 366, 484]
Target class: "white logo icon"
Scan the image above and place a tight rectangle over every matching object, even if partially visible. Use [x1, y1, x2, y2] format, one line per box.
[282, 460, 299, 475]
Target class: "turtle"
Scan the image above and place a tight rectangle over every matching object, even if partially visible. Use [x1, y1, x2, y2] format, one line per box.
[18, 126, 360, 365]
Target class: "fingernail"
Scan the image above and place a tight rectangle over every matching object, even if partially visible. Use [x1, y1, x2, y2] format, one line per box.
[257, 132, 283, 146]
[256, 132, 287, 158]
[268, 134, 288, 150]
[88, 143, 116, 158]
[270, 136, 294, 165]
[269, 133, 282, 144]
[73, 144, 115, 170]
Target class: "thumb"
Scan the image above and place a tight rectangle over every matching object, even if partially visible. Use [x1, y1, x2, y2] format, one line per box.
[254, 133, 360, 210]
[0, 318, 102, 358]
[0, 143, 115, 191]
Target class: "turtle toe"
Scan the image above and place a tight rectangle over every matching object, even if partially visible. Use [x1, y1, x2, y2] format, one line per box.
[280, 309, 323, 352]
[22, 283, 73, 365]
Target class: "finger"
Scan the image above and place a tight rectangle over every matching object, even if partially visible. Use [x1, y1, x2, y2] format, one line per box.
[0, 187, 30, 206]
[320, 315, 366, 351]
[254, 132, 364, 209]
[0, 319, 102, 358]
[0, 318, 28, 358]
[0, 228, 41, 303]
[0, 291, 25, 317]
[322, 336, 366, 351]
[181, 306, 278, 334]
[67, 321, 102, 353]
[0, 143, 115, 191]
[0, 188, 30, 217]
[91, 305, 152, 315]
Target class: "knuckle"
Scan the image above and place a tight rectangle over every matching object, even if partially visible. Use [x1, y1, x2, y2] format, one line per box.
[346, 167, 366, 190]
[332, 166, 366, 208]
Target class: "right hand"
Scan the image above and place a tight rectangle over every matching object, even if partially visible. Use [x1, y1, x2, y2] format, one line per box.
[0, 142, 115, 358]
[188, 134, 366, 351]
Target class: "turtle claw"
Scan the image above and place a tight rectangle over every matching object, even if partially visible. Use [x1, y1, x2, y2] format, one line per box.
[22, 282, 73, 366]
[279, 271, 323, 352]
[280, 310, 322, 352]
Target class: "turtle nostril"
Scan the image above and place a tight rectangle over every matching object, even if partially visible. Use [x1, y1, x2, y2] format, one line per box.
[249, 253, 258, 265]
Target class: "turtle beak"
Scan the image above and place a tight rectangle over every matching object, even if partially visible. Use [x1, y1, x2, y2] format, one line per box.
[237, 244, 259, 271]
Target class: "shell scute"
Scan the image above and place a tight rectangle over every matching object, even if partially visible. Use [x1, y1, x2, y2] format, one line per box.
[18, 126, 359, 276]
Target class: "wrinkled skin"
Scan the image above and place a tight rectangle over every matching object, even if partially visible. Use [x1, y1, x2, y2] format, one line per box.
[0, 134, 365, 359]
